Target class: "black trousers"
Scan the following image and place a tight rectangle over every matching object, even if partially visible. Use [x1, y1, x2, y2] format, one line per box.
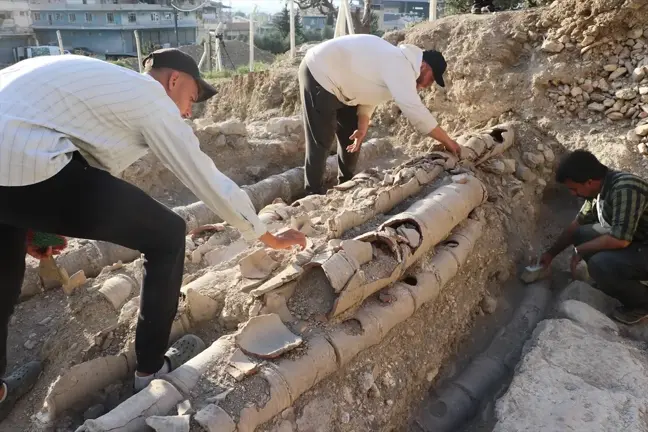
[0, 152, 186, 376]
[299, 59, 360, 195]
[574, 224, 648, 308]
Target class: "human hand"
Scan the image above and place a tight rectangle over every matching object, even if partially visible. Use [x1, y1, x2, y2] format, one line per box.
[27, 245, 54, 260]
[444, 139, 461, 157]
[259, 229, 307, 250]
[346, 128, 367, 153]
[570, 249, 582, 279]
[539, 252, 554, 269]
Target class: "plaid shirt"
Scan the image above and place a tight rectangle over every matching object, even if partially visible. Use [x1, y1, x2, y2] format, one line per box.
[578, 170, 648, 242]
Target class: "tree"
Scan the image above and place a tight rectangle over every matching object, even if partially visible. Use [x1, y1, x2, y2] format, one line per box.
[273, 3, 304, 40]
[233, 10, 246, 18]
[295, 0, 375, 35]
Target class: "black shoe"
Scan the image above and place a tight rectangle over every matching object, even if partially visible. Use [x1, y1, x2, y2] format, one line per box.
[611, 306, 648, 325]
[0, 361, 42, 423]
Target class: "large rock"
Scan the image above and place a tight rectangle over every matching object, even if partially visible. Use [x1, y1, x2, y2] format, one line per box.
[557, 280, 621, 315]
[557, 300, 619, 333]
[266, 116, 303, 136]
[494, 319, 648, 432]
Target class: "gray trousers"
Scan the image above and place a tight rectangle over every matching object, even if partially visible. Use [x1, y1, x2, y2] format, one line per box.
[574, 224, 648, 308]
[298, 60, 360, 195]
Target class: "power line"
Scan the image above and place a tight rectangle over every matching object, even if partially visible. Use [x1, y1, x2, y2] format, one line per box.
[169, 0, 211, 13]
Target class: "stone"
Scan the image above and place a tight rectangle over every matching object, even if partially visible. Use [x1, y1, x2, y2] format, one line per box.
[639, 143, 648, 154]
[581, 35, 595, 46]
[296, 398, 334, 432]
[541, 40, 565, 53]
[217, 119, 247, 136]
[603, 64, 618, 72]
[636, 124, 648, 136]
[195, 404, 236, 432]
[502, 158, 516, 173]
[603, 98, 615, 108]
[83, 404, 105, 420]
[616, 88, 638, 100]
[570, 86, 583, 97]
[145, 415, 190, 432]
[607, 111, 625, 120]
[235, 313, 302, 358]
[589, 92, 605, 102]
[24, 339, 36, 350]
[480, 293, 497, 314]
[557, 300, 619, 333]
[628, 27, 644, 39]
[239, 248, 279, 280]
[177, 400, 193, 416]
[640, 86, 648, 95]
[628, 130, 643, 143]
[609, 67, 627, 80]
[633, 67, 647, 82]
[190, 249, 201, 264]
[266, 117, 302, 136]
[557, 280, 621, 316]
[598, 78, 609, 91]
[515, 165, 536, 182]
[542, 148, 555, 163]
[493, 319, 648, 432]
[522, 152, 545, 168]
[587, 102, 605, 112]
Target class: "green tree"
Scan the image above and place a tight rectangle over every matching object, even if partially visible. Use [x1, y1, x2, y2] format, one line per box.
[273, 3, 304, 39]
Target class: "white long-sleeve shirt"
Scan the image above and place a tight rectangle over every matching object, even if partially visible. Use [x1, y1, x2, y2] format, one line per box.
[304, 34, 438, 135]
[0, 54, 267, 241]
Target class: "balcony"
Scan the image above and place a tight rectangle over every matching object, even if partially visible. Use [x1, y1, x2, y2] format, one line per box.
[28, 1, 201, 12]
[0, 19, 34, 35]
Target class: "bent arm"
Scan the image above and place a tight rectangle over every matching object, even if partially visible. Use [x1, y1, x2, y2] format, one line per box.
[546, 218, 581, 258]
[382, 69, 438, 135]
[140, 115, 267, 242]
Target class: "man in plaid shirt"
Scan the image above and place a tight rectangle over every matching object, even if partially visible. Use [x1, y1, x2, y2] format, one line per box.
[541, 149, 648, 324]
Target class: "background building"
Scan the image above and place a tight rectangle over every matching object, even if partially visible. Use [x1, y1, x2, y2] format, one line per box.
[29, 0, 198, 57]
[0, 0, 36, 64]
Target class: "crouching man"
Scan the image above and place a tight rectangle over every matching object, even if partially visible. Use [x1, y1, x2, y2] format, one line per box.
[298, 33, 461, 196]
[541, 149, 648, 325]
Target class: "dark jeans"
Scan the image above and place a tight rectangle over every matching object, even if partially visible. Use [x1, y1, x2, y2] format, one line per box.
[0, 152, 186, 377]
[298, 59, 360, 195]
[574, 224, 648, 308]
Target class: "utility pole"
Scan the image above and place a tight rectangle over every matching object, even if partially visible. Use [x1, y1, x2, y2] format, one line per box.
[174, 7, 179, 47]
[289, 0, 295, 58]
[429, 0, 437, 20]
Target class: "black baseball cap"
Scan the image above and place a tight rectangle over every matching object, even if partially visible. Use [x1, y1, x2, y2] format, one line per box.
[143, 48, 217, 103]
[422, 49, 447, 87]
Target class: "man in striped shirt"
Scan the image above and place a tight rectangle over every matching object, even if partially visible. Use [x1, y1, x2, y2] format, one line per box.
[541, 150, 648, 324]
[0, 48, 306, 421]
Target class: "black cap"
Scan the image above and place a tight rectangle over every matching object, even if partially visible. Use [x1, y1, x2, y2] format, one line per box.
[421, 49, 447, 88]
[143, 47, 217, 103]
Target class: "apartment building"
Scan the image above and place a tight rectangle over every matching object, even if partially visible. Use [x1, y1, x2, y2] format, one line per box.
[0, 0, 36, 64]
[29, 0, 199, 57]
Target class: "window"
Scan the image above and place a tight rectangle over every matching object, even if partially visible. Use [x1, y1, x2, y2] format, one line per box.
[150, 12, 160, 21]
[69, 13, 76, 22]
[19, 11, 26, 16]
[82, 0, 87, 4]
[128, 12, 136, 23]
[33, 12, 41, 20]
[183, 11, 189, 17]
[85, 12, 93, 22]
[107, 12, 114, 23]
[55, 13, 63, 21]
[163, 12, 172, 20]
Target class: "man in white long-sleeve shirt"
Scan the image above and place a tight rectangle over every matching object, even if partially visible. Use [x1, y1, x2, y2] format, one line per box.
[0, 48, 305, 421]
[300, 34, 461, 195]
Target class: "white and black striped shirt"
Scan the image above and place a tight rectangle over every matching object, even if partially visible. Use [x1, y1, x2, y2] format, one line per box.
[0, 54, 267, 241]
